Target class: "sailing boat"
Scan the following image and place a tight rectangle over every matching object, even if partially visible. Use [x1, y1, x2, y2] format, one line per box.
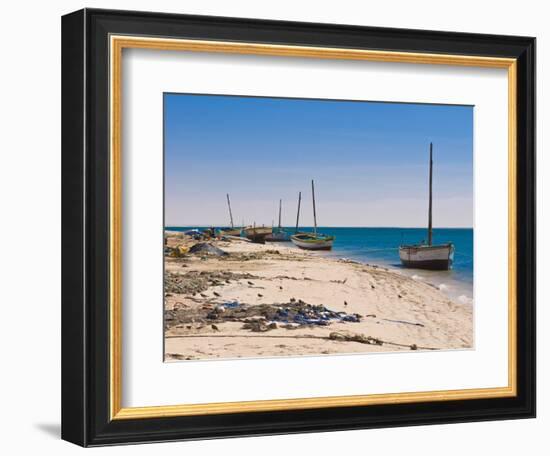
[219, 194, 242, 237]
[266, 199, 290, 242]
[399, 143, 455, 270]
[291, 180, 335, 250]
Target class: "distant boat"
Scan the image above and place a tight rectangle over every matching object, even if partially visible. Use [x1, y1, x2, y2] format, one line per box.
[219, 194, 242, 236]
[399, 143, 454, 270]
[266, 199, 290, 242]
[291, 181, 334, 250]
[219, 227, 242, 237]
[243, 224, 272, 244]
[217, 227, 242, 237]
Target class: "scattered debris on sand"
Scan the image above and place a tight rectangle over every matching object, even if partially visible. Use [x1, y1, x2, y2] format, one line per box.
[165, 300, 362, 332]
[162, 230, 472, 359]
[188, 242, 228, 257]
[164, 270, 258, 295]
[329, 330, 383, 345]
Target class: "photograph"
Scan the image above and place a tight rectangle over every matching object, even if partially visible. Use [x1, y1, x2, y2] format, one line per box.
[163, 93, 474, 361]
[58, 6, 536, 447]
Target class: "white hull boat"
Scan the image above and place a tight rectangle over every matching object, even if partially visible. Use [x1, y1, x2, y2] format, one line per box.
[399, 143, 454, 271]
[399, 243, 454, 270]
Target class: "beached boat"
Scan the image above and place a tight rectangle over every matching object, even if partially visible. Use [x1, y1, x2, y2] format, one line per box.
[218, 227, 242, 237]
[290, 181, 335, 250]
[266, 199, 291, 242]
[219, 194, 242, 237]
[243, 224, 272, 243]
[399, 143, 454, 270]
[291, 232, 334, 250]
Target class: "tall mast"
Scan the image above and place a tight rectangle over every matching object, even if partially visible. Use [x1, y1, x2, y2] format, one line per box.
[278, 199, 282, 229]
[311, 179, 318, 237]
[226, 194, 234, 229]
[295, 191, 301, 233]
[428, 143, 433, 246]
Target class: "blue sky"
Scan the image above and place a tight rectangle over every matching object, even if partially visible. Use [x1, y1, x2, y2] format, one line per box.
[164, 93, 473, 228]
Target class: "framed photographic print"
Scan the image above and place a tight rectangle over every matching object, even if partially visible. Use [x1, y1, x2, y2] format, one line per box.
[61, 8, 536, 447]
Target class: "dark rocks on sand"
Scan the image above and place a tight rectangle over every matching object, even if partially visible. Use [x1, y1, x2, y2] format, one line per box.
[188, 243, 228, 257]
[165, 300, 362, 332]
[164, 270, 258, 296]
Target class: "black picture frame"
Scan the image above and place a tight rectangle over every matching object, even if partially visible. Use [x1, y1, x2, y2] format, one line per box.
[62, 8, 535, 447]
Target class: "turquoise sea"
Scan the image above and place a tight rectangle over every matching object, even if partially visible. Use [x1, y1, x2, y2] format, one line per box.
[166, 226, 474, 304]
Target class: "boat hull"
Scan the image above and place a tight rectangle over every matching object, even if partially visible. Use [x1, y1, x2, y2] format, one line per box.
[243, 227, 272, 244]
[399, 244, 454, 270]
[265, 231, 290, 242]
[291, 234, 334, 250]
[219, 228, 242, 237]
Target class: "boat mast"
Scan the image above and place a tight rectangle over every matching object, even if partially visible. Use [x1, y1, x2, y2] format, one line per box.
[311, 179, 318, 237]
[278, 199, 282, 229]
[295, 192, 301, 233]
[226, 193, 234, 229]
[428, 143, 433, 246]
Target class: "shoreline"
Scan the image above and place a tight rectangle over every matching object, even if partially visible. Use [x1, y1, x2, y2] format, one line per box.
[165, 227, 474, 305]
[164, 231, 473, 361]
[321, 250, 473, 306]
[165, 226, 474, 305]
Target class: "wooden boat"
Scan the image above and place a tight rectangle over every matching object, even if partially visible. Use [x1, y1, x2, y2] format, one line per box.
[290, 181, 335, 250]
[399, 143, 454, 270]
[399, 243, 454, 270]
[291, 232, 334, 250]
[219, 194, 242, 237]
[266, 199, 290, 242]
[243, 224, 272, 244]
[218, 227, 242, 237]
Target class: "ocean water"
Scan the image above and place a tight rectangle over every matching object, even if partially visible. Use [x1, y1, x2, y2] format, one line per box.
[314, 227, 473, 304]
[166, 226, 474, 304]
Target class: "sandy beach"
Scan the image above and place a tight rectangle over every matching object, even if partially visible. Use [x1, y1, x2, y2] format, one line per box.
[164, 231, 473, 361]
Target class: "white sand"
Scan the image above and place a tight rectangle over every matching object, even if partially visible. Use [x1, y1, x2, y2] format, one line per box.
[164, 234, 473, 361]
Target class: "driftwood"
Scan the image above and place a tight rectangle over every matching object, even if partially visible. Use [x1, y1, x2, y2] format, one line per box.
[329, 331, 383, 345]
[166, 331, 439, 351]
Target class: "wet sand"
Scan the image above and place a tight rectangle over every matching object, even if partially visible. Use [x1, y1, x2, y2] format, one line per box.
[164, 231, 473, 361]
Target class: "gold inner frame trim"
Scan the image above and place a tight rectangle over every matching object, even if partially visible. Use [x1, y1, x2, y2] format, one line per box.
[109, 35, 518, 420]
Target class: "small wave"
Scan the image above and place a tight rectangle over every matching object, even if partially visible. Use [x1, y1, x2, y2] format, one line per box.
[438, 283, 449, 291]
[412, 274, 423, 281]
[458, 295, 473, 305]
